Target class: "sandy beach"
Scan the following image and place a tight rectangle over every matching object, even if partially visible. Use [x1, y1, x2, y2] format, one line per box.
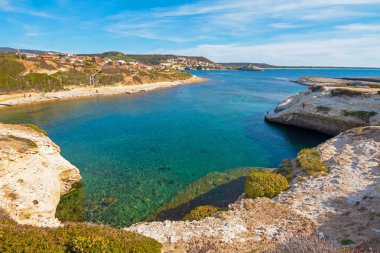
[0, 75, 206, 108]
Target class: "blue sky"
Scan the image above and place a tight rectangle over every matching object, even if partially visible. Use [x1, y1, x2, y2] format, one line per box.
[1, 0, 380, 66]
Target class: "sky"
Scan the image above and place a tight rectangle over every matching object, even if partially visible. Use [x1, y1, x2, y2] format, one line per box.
[1, 0, 380, 67]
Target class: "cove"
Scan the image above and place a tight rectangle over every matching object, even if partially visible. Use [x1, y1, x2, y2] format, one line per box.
[1, 69, 379, 227]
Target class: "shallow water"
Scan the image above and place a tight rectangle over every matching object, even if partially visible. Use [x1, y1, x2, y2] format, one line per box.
[1, 69, 379, 227]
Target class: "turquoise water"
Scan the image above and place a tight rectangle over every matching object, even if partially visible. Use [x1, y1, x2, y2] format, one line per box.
[1, 69, 379, 227]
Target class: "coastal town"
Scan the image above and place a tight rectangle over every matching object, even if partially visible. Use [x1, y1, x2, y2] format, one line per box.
[15, 50, 230, 72]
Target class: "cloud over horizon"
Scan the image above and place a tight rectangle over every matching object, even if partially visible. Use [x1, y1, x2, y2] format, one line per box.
[0, 0, 380, 66]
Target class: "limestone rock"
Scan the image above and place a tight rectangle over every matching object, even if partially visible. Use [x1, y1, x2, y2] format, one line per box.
[0, 123, 81, 227]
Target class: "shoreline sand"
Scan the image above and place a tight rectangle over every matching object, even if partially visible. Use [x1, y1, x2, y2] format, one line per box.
[0, 75, 206, 108]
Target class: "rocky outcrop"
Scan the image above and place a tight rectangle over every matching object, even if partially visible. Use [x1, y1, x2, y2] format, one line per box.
[265, 85, 380, 135]
[0, 123, 81, 227]
[126, 127, 380, 252]
[294, 76, 380, 88]
[277, 126, 380, 249]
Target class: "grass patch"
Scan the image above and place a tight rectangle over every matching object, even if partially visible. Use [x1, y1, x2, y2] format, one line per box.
[297, 149, 327, 175]
[342, 110, 377, 122]
[316, 106, 331, 114]
[244, 172, 289, 198]
[183, 205, 218, 221]
[22, 124, 47, 135]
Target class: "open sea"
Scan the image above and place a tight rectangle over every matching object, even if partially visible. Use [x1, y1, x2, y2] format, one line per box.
[1, 69, 379, 227]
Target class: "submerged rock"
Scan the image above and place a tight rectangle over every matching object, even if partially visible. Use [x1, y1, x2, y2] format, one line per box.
[0, 123, 81, 227]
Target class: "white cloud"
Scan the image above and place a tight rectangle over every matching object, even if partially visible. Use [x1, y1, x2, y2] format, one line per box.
[157, 36, 380, 67]
[336, 23, 380, 31]
[0, 0, 57, 19]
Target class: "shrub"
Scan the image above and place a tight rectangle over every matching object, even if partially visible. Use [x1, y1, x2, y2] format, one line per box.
[183, 205, 218, 221]
[342, 110, 377, 122]
[0, 222, 162, 253]
[310, 85, 324, 92]
[316, 106, 331, 113]
[297, 149, 328, 175]
[340, 238, 354, 245]
[244, 172, 289, 198]
[24, 73, 63, 91]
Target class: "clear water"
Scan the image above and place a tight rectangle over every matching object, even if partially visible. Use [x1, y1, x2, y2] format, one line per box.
[1, 69, 379, 227]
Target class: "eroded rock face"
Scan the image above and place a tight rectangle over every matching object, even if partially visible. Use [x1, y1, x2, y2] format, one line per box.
[265, 86, 380, 135]
[0, 123, 81, 227]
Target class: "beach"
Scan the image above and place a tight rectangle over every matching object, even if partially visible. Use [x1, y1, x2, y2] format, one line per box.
[0, 75, 206, 108]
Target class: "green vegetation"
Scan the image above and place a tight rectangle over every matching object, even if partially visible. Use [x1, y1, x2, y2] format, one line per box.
[316, 106, 331, 113]
[148, 167, 274, 221]
[97, 73, 124, 85]
[53, 69, 89, 86]
[297, 149, 328, 175]
[21, 124, 47, 135]
[342, 110, 377, 122]
[244, 172, 289, 198]
[340, 238, 354, 245]
[101, 52, 135, 62]
[56, 183, 85, 222]
[0, 53, 26, 93]
[0, 219, 162, 253]
[183, 205, 219, 221]
[8, 135, 38, 148]
[0, 52, 193, 93]
[24, 73, 63, 91]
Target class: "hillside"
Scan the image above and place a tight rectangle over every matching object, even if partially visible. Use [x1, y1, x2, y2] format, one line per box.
[0, 51, 192, 94]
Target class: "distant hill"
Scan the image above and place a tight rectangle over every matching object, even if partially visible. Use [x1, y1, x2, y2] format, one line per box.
[125, 54, 213, 65]
[222, 63, 276, 68]
[80, 52, 214, 65]
[221, 62, 380, 69]
[0, 47, 60, 54]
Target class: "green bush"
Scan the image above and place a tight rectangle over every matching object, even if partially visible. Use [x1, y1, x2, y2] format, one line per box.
[24, 73, 63, 91]
[0, 221, 162, 253]
[342, 110, 377, 122]
[183, 205, 218, 221]
[340, 238, 354, 245]
[297, 149, 328, 175]
[316, 106, 331, 113]
[53, 69, 89, 86]
[244, 172, 289, 198]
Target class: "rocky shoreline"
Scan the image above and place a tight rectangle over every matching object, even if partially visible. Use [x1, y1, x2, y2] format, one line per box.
[125, 126, 380, 252]
[265, 77, 380, 135]
[1, 76, 379, 252]
[0, 123, 81, 227]
[0, 75, 206, 108]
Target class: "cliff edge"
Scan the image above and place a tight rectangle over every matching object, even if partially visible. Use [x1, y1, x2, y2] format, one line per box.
[265, 77, 380, 135]
[0, 123, 81, 227]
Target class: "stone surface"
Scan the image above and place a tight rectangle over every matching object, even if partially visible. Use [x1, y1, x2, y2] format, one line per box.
[265, 83, 380, 135]
[0, 123, 81, 227]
